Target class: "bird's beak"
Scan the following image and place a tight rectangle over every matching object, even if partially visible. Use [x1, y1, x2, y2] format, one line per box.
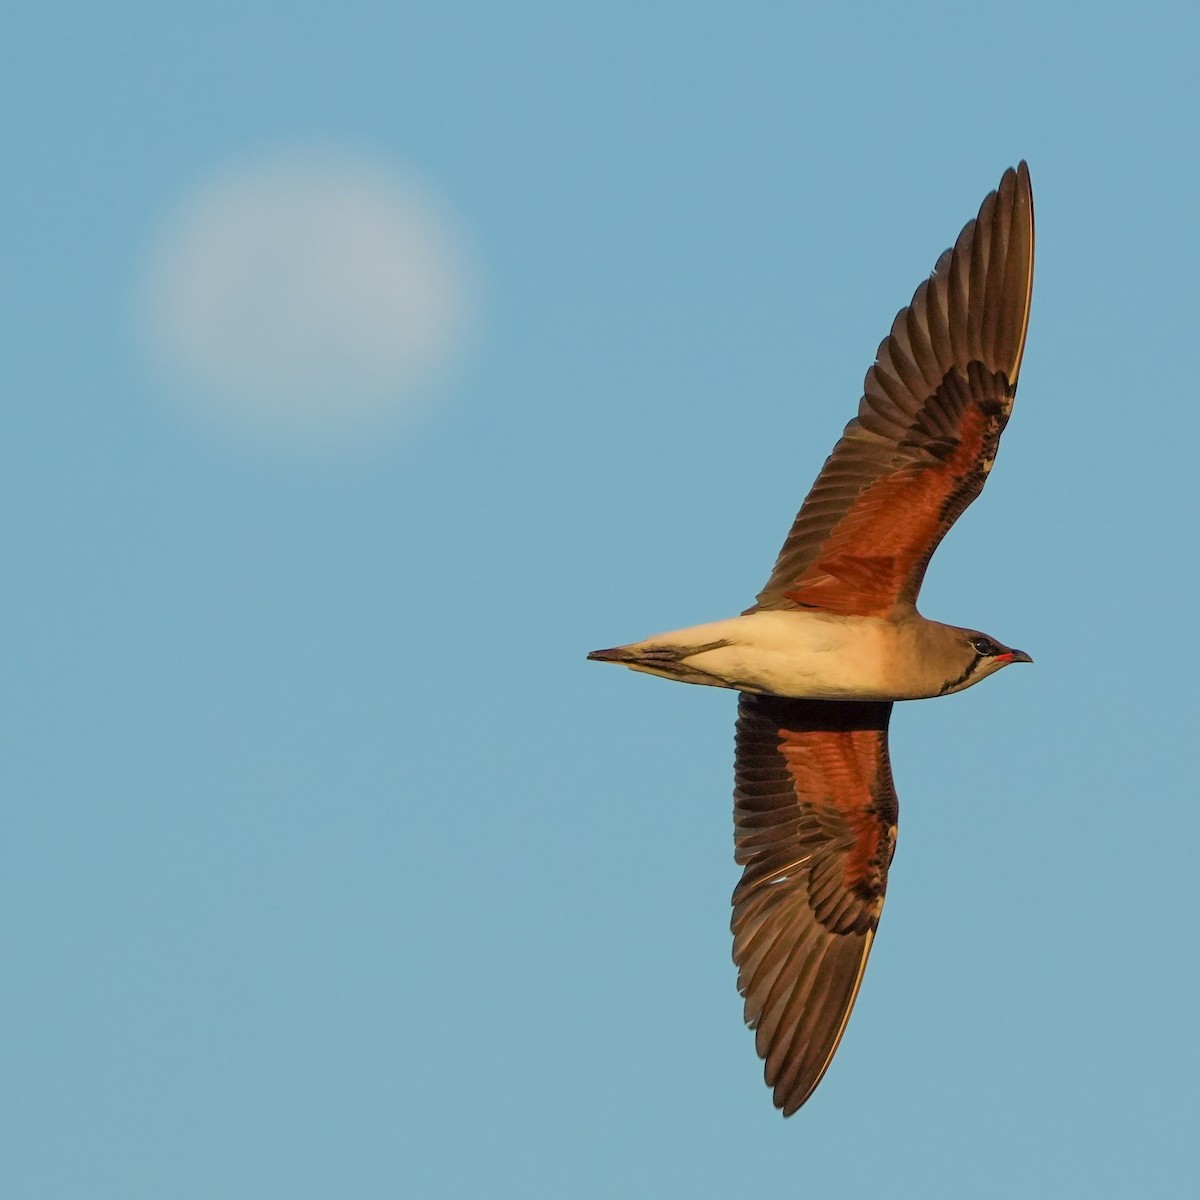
[1007, 649, 1033, 664]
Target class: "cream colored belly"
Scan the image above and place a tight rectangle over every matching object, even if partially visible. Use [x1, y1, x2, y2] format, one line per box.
[628, 610, 912, 700]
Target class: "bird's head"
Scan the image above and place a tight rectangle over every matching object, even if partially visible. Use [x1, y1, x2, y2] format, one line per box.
[938, 630, 1033, 695]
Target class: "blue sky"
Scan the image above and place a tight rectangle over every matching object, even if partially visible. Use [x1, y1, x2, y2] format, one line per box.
[5, 2, 1199, 1195]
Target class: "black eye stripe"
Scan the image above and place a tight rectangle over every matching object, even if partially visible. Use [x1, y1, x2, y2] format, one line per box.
[942, 637, 1005, 695]
[940, 650, 986, 695]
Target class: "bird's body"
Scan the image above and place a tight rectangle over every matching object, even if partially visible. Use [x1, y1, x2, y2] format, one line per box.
[589, 607, 1027, 700]
[588, 163, 1035, 1115]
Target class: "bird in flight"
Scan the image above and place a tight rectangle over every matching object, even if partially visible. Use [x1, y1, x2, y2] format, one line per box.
[588, 164, 1034, 1115]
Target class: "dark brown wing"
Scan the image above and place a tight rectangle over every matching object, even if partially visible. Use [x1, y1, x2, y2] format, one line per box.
[752, 163, 1034, 616]
[733, 694, 897, 1115]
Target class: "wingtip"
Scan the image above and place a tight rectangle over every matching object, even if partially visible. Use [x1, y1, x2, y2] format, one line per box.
[1008, 160, 1035, 383]
[999, 160, 1031, 188]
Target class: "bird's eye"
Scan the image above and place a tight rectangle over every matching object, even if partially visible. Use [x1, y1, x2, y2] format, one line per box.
[970, 636, 996, 656]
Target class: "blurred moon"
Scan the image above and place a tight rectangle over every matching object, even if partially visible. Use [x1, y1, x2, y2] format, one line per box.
[136, 147, 474, 447]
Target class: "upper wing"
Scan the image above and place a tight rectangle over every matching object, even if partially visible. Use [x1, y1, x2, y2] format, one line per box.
[752, 163, 1034, 616]
[732, 694, 897, 1115]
